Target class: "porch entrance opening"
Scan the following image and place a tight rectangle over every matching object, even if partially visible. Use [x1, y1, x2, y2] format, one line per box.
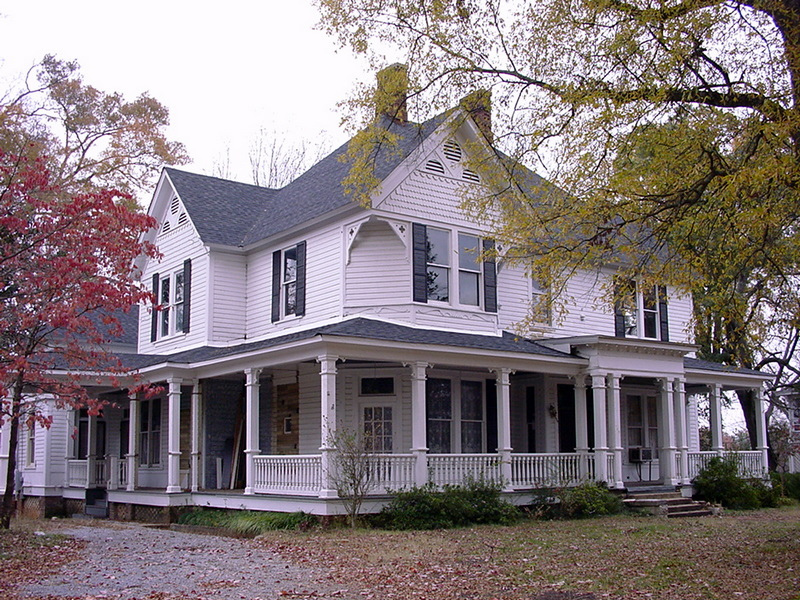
[556, 384, 594, 452]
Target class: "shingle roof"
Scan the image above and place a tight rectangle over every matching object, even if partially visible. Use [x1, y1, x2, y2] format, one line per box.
[165, 115, 447, 248]
[120, 317, 573, 370]
[683, 357, 768, 378]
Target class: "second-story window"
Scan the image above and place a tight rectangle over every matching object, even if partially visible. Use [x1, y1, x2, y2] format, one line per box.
[272, 241, 306, 322]
[150, 260, 192, 342]
[614, 279, 668, 341]
[412, 223, 497, 312]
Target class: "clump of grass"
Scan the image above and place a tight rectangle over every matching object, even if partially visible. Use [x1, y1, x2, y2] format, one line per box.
[177, 509, 316, 534]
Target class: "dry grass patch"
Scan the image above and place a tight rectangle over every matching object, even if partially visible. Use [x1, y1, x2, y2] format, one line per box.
[259, 507, 800, 600]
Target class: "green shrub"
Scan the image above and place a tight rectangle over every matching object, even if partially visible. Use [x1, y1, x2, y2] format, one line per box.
[772, 472, 800, 501]
[374, 479, 520, 530]
[692, 457, 764, 510]
[556, 482, 624, 518]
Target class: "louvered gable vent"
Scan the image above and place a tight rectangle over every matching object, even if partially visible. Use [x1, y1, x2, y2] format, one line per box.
[443, 140, 462, 162]
[425, 159, 446, 175]
[462, 169, 480, 183]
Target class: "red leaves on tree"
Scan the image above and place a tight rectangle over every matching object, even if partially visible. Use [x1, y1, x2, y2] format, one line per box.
[0, 150, 160, 425]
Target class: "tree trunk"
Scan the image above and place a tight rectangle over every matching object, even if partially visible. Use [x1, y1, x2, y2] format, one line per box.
[1, 378, 24, 529]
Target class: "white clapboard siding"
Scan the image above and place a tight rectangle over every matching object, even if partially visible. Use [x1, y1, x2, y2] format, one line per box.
[210, 251, 247, 342]
[549, 269, 615, 338]
[139, 221, 208, 354]
[667, 289, 694, 344]
[345, 219, 411, 307]
[246, 225, 342, 339]
[297, 363, 322, 454]
[497, 262, 532, 332]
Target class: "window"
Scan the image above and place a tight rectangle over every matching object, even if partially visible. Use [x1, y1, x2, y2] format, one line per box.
[25, 424, 35, 467]
[412, 224, 497, 312]
[272, 242, 306, 322]
[531, 276, 552, 324]
[614, 279, 668, 341]
[360, 377, 395, 396]
[139, 398, 162, 467]
[426, 378, 486, 454]
[426, 227, 450, 302]
[363, 406, 393, 453]
[150, 260, 192, 342]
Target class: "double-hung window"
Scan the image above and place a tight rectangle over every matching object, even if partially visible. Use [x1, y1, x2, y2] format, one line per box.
[139, 398, 162, 467]
[271, 241, 306, 322]
[426, 377, 486, 454]
[412, 224, 497, 312]
[614, 279, 668, 341]
[150, 260, 192, 342]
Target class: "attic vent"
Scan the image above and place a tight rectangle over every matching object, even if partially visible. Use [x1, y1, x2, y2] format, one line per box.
[170, 197, 180, 215]
[161, 221, 172, 233]
[443, 140, 462, 162]
[177, 211, 188, 226]
[425, 159, 445, 175]
[462, 169, 481, 183]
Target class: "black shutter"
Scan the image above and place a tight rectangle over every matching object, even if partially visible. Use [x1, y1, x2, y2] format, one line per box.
[412, 223, 428, 303]
[271, 250, 281, 322]
[182, 259, 192, 333]
[150, 272, 159, 342]
[613, 280, 626, 338]
[295, 241, 306, 317]
[658, 285, 669, 342]
[482, 239, 497, 313]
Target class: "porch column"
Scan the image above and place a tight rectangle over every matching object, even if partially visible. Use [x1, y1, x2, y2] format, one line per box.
[606, 373, 624, 489]
[492, 368, 514, 490]
[86, 413, 97, 488]
[590, 372, 609, 484]
[573, 374, 590, 479]
[709, 383, 724, 455]
[244, 368, 262, 495]
[126, 395, 140, 492]
[190, 381, 202, 492]
[673, 379, 690, 485]
[318, 355, 339, 499]
[659, 378, 678, 486]
[166, 377, 183, 493]
[408, 362, 430, 487]
[754, 387, 769, 477]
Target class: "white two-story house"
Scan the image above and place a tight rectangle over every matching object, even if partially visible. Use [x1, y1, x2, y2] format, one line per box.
[2, 67, 771, 520]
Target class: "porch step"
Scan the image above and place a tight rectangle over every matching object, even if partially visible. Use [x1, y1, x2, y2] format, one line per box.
[84, 488, 108, 519]
[624, 489, 715, 518]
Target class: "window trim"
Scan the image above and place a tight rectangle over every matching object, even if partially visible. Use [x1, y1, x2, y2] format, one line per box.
[271, 241, 306, 322]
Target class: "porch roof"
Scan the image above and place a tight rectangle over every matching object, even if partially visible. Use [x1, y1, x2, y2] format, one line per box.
[117, 317, 576, 372]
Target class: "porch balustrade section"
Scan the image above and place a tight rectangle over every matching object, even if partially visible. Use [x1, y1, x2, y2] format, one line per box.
[511, 453, 595, 488]
[687, 451, 765, 479]
[253, 455, 322, 495]
[428, 454, 503, 487]
[65, 458, 108, 488]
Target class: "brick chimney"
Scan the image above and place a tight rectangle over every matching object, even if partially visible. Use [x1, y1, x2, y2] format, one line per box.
[375, 63, 409, 124]
[460, 89, 492, 142]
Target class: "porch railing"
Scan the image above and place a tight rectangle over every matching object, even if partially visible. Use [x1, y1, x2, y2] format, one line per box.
[65, 458, 107, 488]
[511, 453, 594, 488]
[428, 453, 502, 487]
[687, 451, 765, 480]
[365, 454, 416, 492]
[253, 455, 322, 495]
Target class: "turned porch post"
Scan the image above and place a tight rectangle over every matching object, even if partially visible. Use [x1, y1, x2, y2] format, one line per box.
[318, 355, 339, 498]
[590, 372, 609, 484]
[190, 381, 202, 492]
[86, 413, 97, 488]
[754, 387, 769, 477]
[709, 383, 724, 455]
[659, 377, 678, 486]
[408, 361, 430, 487]
[492, 367, 514, 490]
[166, 377, 183, 493]
[673, 378, 690, 485]
[244, 369, 262, 495]
[573, 374, 591, 479]
[606, 373, 624, 489]
[126, 394, 140, 492]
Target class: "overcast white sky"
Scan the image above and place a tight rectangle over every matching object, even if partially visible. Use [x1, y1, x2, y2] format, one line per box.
[0, 0, 375, 181]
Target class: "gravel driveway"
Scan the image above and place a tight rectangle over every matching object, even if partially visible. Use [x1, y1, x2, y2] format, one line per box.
[20, 521, 352, 600]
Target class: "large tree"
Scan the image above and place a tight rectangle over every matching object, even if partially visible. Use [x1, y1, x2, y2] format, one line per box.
[318, 0, 800, 445]
[0, 152, 159, 528]
[0, 55, 188, 197]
